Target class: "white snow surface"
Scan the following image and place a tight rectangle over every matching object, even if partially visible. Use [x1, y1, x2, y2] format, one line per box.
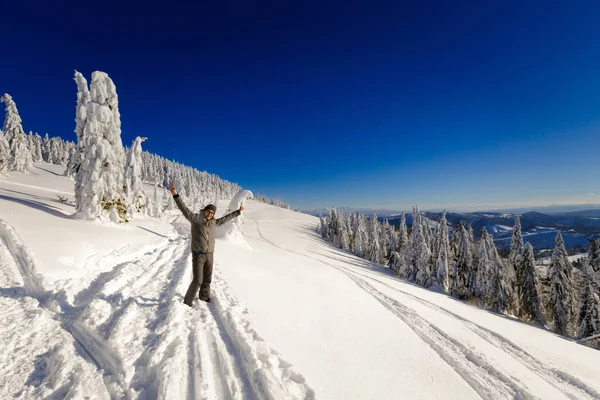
[1, 163, 600, 400]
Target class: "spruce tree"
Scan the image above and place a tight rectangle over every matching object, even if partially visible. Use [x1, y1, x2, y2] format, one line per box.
[124, 136, 148, 214]
[548, 232, 573, 335]
[0, 132, 10, 175]
[578, 274, 600, 339]
[485, 232, 507, 313]
[412, 208, 432, 286]
[451, 221, 472, 299]
[518, 243, 541, 321]
[397, 212, 409, 252]
[75, 71, 127, 222]
[434, 212, 451, 291]
[1, 93, 33, 172]
[508, 216, 524, 314]
[473, 228, 489, 299]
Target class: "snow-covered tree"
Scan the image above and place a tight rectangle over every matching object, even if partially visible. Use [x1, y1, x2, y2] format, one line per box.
[67, 71, 91, 180]
[451, 221, 472, 299]
[518, 243, 541, 321]
[473, 228, 489, 299]
[366, 214, 384, 264]
[0, 132, 10, 175]
[148, 182, 162, 217]
[434, 212, 451, 291]
[124, 136, 148, 215]
[412, 207, 432, 286]
[32, 133, 43, 162]
[1, 93, 24, 145]
[353, 213, 367, 258]
[588, 239, 600, 286]
[1, 93, 33, 172]
[547, 232, 574, 335]
[42, 133, 50, 162]
[578, 274, 600, 339]
[74, 71, 127, 222]
[397, 212, 409, 252]
[485, 231, 507, 313]
[507, 216, 524, 314]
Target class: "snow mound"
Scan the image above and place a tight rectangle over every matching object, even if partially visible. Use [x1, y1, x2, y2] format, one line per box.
[217, 190, 253, 249]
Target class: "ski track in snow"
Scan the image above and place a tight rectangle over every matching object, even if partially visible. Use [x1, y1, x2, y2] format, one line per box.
[0, 216, 313, 400]
[251, 218, 600, 400]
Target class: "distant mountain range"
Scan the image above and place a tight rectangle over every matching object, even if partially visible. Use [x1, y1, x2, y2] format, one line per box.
[302, 206, 600, 250]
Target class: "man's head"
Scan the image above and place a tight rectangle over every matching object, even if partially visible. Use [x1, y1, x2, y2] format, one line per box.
[203, 204, 217, 220]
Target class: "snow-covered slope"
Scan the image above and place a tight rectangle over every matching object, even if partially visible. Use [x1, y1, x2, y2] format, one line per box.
[1, 163, 600, 400]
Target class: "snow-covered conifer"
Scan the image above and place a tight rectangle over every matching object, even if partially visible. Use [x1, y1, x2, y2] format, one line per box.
[451, 221, 472, 299]
[75, 71, 127, 222]
[1, 94, 33, 172]
[412, 207, 432, 286]
[124, 136, 148, 214]
[0, 132, 10, 175]
[434, 212, 451, 291]
[485, 232, 507, 313]
[507, 216, 524, 314]
[548, 232, 574, 335]
[518, 242, 541, 321]
[578, 274, 600, 339]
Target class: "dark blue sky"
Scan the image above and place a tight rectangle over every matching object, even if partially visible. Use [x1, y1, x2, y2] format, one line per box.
[2, 0, 599, 209]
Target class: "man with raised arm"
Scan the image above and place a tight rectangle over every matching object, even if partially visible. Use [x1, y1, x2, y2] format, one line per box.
[169, 183, 244, 306]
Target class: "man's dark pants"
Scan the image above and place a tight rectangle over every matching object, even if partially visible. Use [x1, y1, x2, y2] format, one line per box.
[184, 252, 213, 306]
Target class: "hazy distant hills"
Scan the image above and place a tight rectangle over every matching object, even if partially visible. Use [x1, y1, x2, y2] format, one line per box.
[302, 206, 600, 250]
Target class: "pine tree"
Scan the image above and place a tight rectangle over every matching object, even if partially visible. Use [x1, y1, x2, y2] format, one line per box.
[473, 228, 489, 299]
[588, 239, 600, 286]
[0, 132, 10, 175]
[68, 71, 91, 180]
[124, 136, 148, 214]
[451, 221, 472, 299]
[42, 133, 50, 162]
[367, 214, 383, 264]
[32, 133, 43, 162]
[480, 231, 506, 312]
[353, 213, 367, 257]
[412, 207, 432, 286]
[518, 243, 541, 321]
[507, 216, 524, 315]
[1, 94, 33, 172]
[578, 272, 600, 339]
[434, 212, 451, 291]
[74, 71, 127, 222]
[397, 212, 409, 252]
[548, 232, 573, 335]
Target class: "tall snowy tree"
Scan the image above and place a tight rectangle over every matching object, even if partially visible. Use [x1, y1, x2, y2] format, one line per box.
[0, 132, 10, 175]
[434, 212, 451, 291]
[485, 231, 507, 313]
[32, 133, 43, 162]
[412, 207, 432, 286]
[74, 71, 127, 222]
[518, 243, 541, 321]
[507, 216, 524, 315]
[548, 232, 574, 335]
[353, 213, 367, 258]
[397, 212, 409, 252]
[451, 221, 472, 299]
[577, 272, 600, 339]
[69, 70, 91, 184]
[473, 228, 489, 299]
[124, 136, 148, 215]
[366, 214, 384, 264]
[1, 93, 33, 172]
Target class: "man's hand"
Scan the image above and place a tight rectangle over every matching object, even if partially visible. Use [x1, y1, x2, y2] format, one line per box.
[239, 203, 244, 212]
[169, 183, 177, 196]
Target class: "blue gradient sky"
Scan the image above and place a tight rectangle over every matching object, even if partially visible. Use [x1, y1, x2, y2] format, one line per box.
[2, 0, 599, 209]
